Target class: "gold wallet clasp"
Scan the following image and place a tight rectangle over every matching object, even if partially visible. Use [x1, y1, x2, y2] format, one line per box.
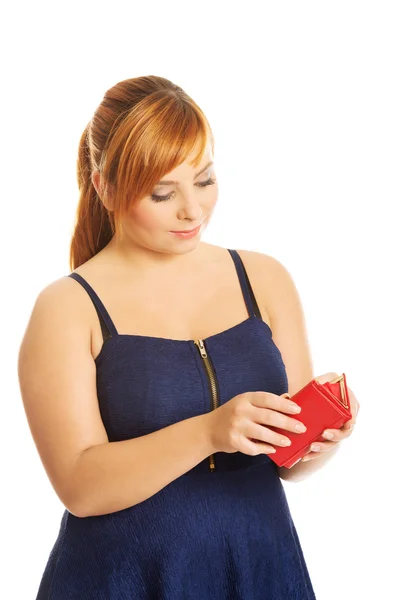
[329, 374, 348, 408]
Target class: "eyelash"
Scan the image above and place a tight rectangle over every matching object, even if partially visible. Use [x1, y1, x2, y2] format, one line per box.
[151, 177, 216, 203]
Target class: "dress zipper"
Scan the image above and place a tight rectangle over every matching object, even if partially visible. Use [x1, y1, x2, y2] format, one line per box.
[193, 339, 219, 472]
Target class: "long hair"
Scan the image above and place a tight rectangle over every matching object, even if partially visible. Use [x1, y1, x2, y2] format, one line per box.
[70, 76, 215, 270]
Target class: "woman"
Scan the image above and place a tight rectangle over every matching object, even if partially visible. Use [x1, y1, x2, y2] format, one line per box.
[18, 75, 359, 599]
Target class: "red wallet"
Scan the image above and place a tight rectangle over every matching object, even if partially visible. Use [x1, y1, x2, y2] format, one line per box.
[268, 373, 352, 468]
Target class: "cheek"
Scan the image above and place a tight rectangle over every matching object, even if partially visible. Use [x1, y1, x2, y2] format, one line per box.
[206, 188, 219, 212]
[129, 205, 166, 231]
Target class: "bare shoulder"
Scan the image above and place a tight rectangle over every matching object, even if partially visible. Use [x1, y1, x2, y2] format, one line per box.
[17, 276, 93, 388]
[27, 274, 98, 332]
[233, 248, 294, 314]
[235, 247, 289, 275]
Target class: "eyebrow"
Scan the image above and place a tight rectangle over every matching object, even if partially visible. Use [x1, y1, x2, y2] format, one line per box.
[156, 161, 214, 186]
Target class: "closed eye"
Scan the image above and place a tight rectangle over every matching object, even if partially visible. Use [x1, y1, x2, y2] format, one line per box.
[151, 178, 216, 203]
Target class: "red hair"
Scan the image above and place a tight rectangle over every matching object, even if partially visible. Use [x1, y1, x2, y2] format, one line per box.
[70, 75, 215, 270]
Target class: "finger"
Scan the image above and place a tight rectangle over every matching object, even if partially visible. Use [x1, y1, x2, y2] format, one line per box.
[253, 405, 307, 436]
[302, 453, 320, 462]
[347, 387, 360, 418]
[309, 441, 336, 453]
[322, 427, 353, 442]
[252, 391, 303, 416]
[303, 441, 336, 455]
[246, 421, 294, 449]
[245, 435, 277, 456]
[277, 393, 303, 415]
[302, 441, 336, 461]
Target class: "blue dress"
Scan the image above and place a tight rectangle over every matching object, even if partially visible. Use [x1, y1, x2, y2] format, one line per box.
[35, 248, 316, 599]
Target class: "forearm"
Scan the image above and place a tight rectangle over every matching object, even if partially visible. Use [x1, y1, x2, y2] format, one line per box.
[278, 443, 341, 483]
[71, 413, 215, 517]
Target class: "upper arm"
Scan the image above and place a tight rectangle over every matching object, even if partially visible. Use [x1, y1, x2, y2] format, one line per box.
[257, 254, 315, 480]
[17, 278, 109, 514]
[258, 254, 314, 396]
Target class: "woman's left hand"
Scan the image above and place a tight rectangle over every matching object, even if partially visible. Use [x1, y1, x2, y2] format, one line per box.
[301, 372, 360, 462]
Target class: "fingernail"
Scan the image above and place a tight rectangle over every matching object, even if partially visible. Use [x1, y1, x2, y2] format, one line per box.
[295, 423, 307, 432]
[289, 402, 301, 413]
[311, 444, 320, 452]
[323, 431, 334, 439]
[280, 438, 292, 446]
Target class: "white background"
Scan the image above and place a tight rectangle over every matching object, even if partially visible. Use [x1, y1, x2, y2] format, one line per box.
[2, 1, 399, 598]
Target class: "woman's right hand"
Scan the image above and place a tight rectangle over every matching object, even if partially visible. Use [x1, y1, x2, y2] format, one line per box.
[208, 391, 307, 456]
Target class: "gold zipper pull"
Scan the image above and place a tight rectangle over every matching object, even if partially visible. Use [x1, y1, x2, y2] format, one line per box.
[194, 339, 208, 358]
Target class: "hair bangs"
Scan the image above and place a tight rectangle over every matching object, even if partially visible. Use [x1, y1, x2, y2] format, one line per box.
[104, 94, 213, 236]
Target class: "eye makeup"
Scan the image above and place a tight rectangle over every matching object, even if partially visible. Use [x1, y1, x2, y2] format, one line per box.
[151, 177, 216, 203]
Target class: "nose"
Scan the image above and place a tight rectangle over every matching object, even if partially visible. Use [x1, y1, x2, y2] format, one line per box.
[176, 195, 203, 223]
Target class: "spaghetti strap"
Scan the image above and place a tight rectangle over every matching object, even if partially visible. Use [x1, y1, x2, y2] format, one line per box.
[67, 272, 119, 341]
[227, 249, 262, 319]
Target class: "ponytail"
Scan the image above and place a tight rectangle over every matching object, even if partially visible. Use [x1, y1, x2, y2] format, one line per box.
[69, 124, 114, 270]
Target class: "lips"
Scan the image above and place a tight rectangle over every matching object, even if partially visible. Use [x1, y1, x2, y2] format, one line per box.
[171, 222, 203, 233]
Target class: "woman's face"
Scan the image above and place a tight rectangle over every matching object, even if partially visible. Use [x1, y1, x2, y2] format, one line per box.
[116, 145, 218, 255]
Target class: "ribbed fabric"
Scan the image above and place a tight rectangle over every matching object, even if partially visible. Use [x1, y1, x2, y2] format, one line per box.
[35, 249, 316, 599]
